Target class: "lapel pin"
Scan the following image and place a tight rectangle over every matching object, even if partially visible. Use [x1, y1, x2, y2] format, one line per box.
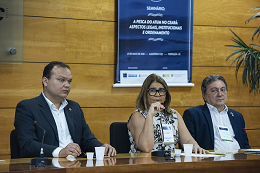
[69, 108, 72, 111]
[231, 112, 234, 117]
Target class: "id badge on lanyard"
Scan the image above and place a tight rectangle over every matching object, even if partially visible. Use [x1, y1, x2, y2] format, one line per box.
[217, 126, 233, 142]
[162, 124, 175, 144]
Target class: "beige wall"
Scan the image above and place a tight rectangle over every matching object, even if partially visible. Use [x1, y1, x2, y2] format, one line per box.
[0, 0, 260, 156]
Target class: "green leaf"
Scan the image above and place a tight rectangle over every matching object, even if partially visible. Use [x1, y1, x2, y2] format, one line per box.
[245, 12, 260, 24]
[251, 26, 260, 40]
[248, 7, 260, 12]
[229, 29, 249, 48]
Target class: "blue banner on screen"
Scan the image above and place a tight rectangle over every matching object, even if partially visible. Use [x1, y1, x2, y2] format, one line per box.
[116, 0, 193, 85]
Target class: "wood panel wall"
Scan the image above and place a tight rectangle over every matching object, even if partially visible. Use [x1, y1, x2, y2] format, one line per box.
[0, 0, 260, 156]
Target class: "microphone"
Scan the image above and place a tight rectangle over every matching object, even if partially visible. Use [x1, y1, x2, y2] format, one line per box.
[243, 128, 260, 131]
[161, 102, 165, 110]
[30, 121, 52, 167]
[34, 121, 45, 157]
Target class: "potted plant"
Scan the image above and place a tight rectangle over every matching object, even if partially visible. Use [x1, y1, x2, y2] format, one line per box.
[226, 6, 260, 93]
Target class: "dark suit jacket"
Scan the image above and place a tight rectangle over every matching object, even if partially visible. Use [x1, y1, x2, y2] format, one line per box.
[14, 94, 103, 158]
[183, 104, 250, 150]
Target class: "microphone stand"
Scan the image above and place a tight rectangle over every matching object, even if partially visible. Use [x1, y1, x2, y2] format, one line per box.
[30, 121, 52, 167]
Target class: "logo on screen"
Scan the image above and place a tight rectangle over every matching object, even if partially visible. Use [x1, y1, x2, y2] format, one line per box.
[128, 74, 137, 77]
[151, 0, 162, 2]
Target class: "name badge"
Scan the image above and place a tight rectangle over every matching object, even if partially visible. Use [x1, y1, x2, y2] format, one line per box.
[162, 124, 175, 144]
[217, 126, 233, 142]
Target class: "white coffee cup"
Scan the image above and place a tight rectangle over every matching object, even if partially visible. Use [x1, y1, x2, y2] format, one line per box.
[183, 144, 193, 156]
[95, 147, 105, 160]
[86, 152, 94, 160]
[174, 149, 181, 156]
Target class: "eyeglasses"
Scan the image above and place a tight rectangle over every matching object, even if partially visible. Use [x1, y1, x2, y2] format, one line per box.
[147, 88, 167, 96]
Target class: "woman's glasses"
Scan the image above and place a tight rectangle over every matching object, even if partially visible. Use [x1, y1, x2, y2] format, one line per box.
[147, 88, 167, 96]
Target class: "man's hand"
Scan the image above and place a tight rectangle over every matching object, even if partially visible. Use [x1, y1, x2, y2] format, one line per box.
[59, 143, 81, 157]
[101, 143, 117, 156]
[193, 144, 209, 155]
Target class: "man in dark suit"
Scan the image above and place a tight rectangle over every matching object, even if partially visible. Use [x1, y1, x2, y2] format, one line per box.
[183, 74, 250, 150]
[14, 61, 116, 158]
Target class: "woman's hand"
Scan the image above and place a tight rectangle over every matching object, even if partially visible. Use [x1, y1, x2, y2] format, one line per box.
[148, 102, 165, 117]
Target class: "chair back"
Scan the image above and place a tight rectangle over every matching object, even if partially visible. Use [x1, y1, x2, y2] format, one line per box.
[110, 122, 130, 153]
[10, 129, 20, 159]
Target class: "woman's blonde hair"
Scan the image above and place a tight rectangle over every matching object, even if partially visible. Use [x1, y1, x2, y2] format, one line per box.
[136, 74, 173, 115]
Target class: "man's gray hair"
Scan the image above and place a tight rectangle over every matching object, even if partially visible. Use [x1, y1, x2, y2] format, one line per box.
[201, 74, 228, 94]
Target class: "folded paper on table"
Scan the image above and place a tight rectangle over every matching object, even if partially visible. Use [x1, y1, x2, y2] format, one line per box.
[180, 153, 224, 157]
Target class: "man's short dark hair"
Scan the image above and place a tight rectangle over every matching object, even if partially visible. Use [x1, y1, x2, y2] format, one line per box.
[201, 74, 228, 94]
[42, 61, 70, 79]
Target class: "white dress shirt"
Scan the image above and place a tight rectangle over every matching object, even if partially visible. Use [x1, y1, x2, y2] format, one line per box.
[42, 92, 74, 157]
[207, 103, 240, 150]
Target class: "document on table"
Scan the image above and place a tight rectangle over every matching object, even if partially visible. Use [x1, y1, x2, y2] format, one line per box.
[180, 153, 222, 157]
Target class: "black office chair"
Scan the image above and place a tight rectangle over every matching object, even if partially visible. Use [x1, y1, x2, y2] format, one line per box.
[10, 129, 20, 159]
[110, 122, 130, 153]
